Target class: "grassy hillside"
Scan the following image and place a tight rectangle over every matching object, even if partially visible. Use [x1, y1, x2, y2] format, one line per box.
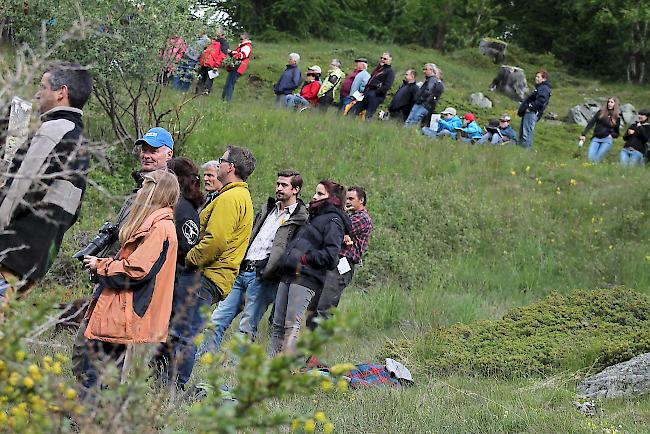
[33, 40, 650, 432]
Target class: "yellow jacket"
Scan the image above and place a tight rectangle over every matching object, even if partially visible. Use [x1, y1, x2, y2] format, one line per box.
[186, 181, 253, 300]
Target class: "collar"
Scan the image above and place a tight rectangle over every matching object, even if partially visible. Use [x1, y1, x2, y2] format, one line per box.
[39, 106, 83, 122]
[276, 201, 298, 216]
[219, 181, 248, 193]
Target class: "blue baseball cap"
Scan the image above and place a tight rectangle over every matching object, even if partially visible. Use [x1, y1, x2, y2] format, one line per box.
[135, 127, 174, 150]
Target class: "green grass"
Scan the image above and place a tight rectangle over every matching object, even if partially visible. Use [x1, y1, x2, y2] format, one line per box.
[25, 39, 650, 432]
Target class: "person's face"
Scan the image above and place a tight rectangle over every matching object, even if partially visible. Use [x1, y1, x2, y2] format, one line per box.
[288, 57, 296, 65]
[203, 167, 222, 192]
[380, 53, 392, 65]
[216, 150, 234, 183]
[140, 144, 172, 172]
[444, 113, 454, 119]
[36, 72, 66, 114]
[312, 183, 329, 202]
[640, 114, 649, 123]
[329, 61, 338, 70]
[534, 73, 544, 84]
[607, 99, 616, 110]
[423, 65, 434, 77]
[499, 119, 510, 128]
[404, 72, 415, 83]
[345, 190, 363, 212]
[275, 176, 299, 203]
[355, 61, 365, 70]
[305, 73, 315, 82]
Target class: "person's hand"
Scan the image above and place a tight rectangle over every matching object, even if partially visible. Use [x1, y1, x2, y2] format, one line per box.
[628, 128, 635, 135]
[579, 135, 586, 142]
[343, 235, 353, 246]
[83, 256, 99, 272]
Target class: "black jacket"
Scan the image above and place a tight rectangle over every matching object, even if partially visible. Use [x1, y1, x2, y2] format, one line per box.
[0, 107, 88, 280]
[174, 196, 200, 271]
[623, 121, 650, 155]
[582, 111, 621, 139]
[414, 75, 444, 112]
[388, 81, 419, 118]
[279, 201, 348, 291]
[518, 81, 552, 120]
[365, 64, 395, 97]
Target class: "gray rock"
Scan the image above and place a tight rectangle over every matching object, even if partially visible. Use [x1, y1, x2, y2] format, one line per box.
[577, 352, 650, 399]
[479, 38, 507, 64]
[567, 99, 600, 126]
[620, 103, 637, 126]
[469, 92, 492, 108]
[489, 66, 528, 101]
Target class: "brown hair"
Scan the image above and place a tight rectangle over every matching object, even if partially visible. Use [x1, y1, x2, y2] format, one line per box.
[599, 96, 620, 126]
[167, 157, 203, 208]
[277, 169, 303, 191]
[536, 69, 549, 80]
[347, 186, 367, 206]
[318, 180, 346, 210]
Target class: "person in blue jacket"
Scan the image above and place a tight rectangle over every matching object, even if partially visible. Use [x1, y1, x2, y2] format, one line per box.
[477, 114, 518, 145]
[422, 107, 461, 139]
[457, 113, 483, 142]
[517, 69, 551, 148]
[273, 53, 302, 108]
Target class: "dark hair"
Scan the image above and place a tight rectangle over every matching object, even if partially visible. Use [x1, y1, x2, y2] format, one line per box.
[347, 186, 367, 206]
[167, 157, 203, 208]
[406, 69, 416, 79]
[226, 145, 256, 181]
[277, 169, 303, 191]
[319, 179, 345, 210]
[536, 69, 549, 80]
[45, 62, 93, 109]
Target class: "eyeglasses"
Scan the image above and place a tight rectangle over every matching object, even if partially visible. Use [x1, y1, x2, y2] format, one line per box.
[381, 57, 390, 60]
[218, 157, 233, 165]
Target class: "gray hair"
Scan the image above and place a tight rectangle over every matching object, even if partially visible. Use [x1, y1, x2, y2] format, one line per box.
[289, 52, 300, 63]
[45, 62, 93, 109]
[359, 62, 368, 70]
[201, 160, 220, 171]
[226, 145, 256, 181]
[331, 58, 341, 68]
[425, 63, 438, 72]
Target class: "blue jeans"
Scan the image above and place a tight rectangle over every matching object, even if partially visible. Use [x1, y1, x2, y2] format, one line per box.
[222, 70, 241, 101]
[171, 58, 197, 92]
[477, 132, 505, 145]
[275, 94, 289, 108]
[620, 148, 645, 166]
[238, 277, 278, 339]
[405, 104, 429, 127]
[423, 127, 456, 139]
[285, 94, 310, 110]
[518, 112, 537, 148]
[587, 136, 613, 163]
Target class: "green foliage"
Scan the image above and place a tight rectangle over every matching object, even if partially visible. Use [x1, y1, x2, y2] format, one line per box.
[385, 288, 650, 378]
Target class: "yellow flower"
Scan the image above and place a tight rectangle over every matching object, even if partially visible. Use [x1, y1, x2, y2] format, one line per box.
[320, 380, 333, 392]
[0, 411, 7, 424]
[525, 166, 531, 172]
[65, 388, 77, 399]
[8, 372, 20, 386]
[200, 353, 214, 365]
[22, 376, 34, 389]
[290, 419, 301, 431]
[42, 356, 53, 364]
[644, 255, 650, 263]
[570, 179, 577, 186]
[15, 351, 26, 362]
[54, 353, 68, 362]
[608, 245, 614, 250]
[537, 179, 542, 185]
[324, 422, 335, 434]
[329, 363, 355, 376]
[510, 170, 517, 176]
[304, 419, 316, 433]
[315, 411, 327, 422]
[0, 360, 5, 371]
[51, 362, 62, 375]
[193, 334, 204, 346]
[27, 364, 40, 377]
[336, 379, 348, 392]
[3, 386, 14, 395]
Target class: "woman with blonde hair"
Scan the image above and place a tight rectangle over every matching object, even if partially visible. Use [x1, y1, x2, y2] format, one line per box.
[78, 170, 180, 390]
[580, 96, 622, 163]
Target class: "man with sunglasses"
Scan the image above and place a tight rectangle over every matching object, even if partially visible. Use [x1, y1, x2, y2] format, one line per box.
[351, 52, 395, 120]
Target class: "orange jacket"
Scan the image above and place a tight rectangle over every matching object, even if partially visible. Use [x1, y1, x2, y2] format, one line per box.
[84, 208, 178, 344]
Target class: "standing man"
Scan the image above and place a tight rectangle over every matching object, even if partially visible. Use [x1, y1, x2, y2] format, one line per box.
[351, 52, 395, 120]
[201, 160, 223, 206]
[387, 69, 418, 122]
[517, 69, 551, 148]
[273, 53, 302, 108]
[199, 170, 308, 354]
[222, 32, 253, 102]
[0, 62, 92, 301]
[180, 146, 255, 378]
[306, 186, 373, 330]
[405, 63, 444, 127]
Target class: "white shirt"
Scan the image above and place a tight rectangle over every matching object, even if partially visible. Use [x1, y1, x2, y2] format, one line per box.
[245, 202, 298, 261]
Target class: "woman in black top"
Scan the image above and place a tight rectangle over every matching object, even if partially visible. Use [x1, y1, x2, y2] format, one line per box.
[580, 96, 621, 163]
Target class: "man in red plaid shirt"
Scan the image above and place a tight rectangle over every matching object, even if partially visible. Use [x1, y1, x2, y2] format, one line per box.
[306, 186, 373, 330]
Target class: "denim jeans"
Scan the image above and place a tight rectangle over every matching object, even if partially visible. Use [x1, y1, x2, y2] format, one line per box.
[222, 70, 241, 101]
[238, 277, 278, 340]
[404, 104, 429, 127]
[285, 94, 310, 110]
[423, 127, 456, 140]
[518, 112, 537, 148]
[339, 95, 354, 112]
[477, 132, 504, 145]
[275, 94, 289, 108]
[587, 136, 613, 163]
[268, 282, 314, 356]
[620, 148, 645, 166]
[171, 58, 197, 92]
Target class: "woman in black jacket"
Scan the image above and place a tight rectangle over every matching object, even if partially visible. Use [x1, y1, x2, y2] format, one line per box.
[269, 180, 348, 356]
[580, 96, 621, 163]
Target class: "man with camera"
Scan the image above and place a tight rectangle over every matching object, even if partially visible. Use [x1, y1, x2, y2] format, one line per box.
[0, 62, 92, 303]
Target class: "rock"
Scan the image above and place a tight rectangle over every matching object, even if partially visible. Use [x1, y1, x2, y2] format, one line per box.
[479, 38, 507, 64]
[577, 352, 650, 399]
[489, 66, 528, 101]
[620, 103, 637, 126]
[567, 99, 600, 126]
[573, 401, 597, 416]
[468, 92, 492, 108]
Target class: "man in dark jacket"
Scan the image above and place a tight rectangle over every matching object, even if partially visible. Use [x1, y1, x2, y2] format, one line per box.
[351, 52, 396, 120]
[620, 109, 650, 166]
[405, 63, 444, 127]
[198, 170, 308, 355]
[388, 69, 418, 122]
[0, 62, 92, 301]
[517, 69, 551, 148]
[273, 53, 302, 108]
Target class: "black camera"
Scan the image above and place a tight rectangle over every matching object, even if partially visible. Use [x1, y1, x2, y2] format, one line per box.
[73, 222, 119, 261]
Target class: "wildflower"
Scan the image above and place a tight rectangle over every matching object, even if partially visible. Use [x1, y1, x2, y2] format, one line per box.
[0, 412, 7, 424]
[645, 256, 650, 263]
[329, 363, 355, 376]
[537, 179, 542, 185]
[525, 166, 531, 172]
[27, 364, 40, 377]
[570, 179, 577, 186]
[336, 379, 348, 392]
[200, 353, 214, 365]
[291, 419, 301, 431]
[22, 377, 34, 389]
[42, 356, 53, 364]
[193, 334, 204, 346]
[304, 419, 316, 433]
[65, 388, 77, 400]
[320, 380, 333, 392]
[510, 170, 517, 176]
[8, 372, 20, 386]
[324, 422, 335, 434]
[15, 350, 26, 362]
[315, 411, 327, 422]
[608, 245, 614, 250]
[51, 362, 62, 375]
[3, 386, 14, 395]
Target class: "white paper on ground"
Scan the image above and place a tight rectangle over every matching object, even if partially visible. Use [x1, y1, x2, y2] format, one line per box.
[337, 257, 351, 274]
[208, 69, 219, 79]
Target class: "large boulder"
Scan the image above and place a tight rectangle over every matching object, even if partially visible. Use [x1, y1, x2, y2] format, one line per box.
[479, 38, 507, 64]
[577, 352, 650, 399]
[567, 99, 600, 126]
[468, 92, 492, 109]
[489, 66, 528, 101]
[620, 103, 637, 126]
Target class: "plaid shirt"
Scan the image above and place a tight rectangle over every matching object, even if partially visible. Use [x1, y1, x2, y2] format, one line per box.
[340, 209, 372, 264]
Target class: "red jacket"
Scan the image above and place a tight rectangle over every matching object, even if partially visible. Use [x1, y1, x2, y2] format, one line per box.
[230, 40, 253, 75]
[200, 38, 227, 69]
[300, 81, 321, 106]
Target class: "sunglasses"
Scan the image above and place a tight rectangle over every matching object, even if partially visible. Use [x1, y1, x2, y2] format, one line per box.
[381, 57, 390, 60]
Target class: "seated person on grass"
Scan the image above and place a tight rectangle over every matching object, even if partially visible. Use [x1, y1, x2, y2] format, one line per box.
[477, 114, 517, 145]
[285, 66, 322, 111]
[455, 113, 483, 143]
[422, 107, 461, 139]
